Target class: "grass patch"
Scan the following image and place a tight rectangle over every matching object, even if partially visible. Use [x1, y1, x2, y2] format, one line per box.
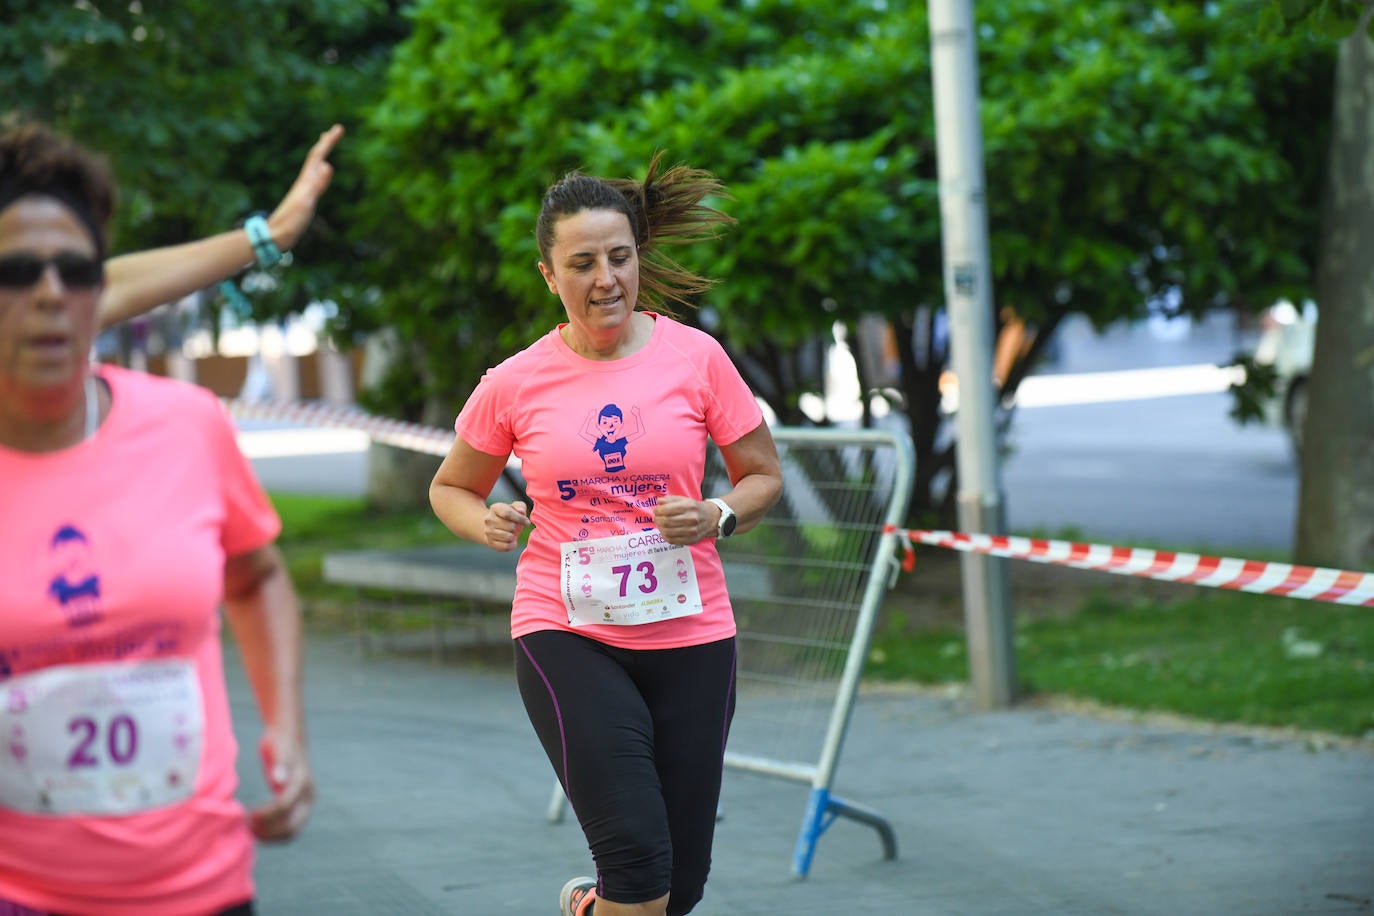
[269, 492, 453, 601]
[268, 495, 1374, 738]
[869, 588, 1374, 738]
[1012, 525, 1297, 565]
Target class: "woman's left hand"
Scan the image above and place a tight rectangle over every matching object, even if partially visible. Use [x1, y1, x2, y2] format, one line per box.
[653, 495, 715, 545]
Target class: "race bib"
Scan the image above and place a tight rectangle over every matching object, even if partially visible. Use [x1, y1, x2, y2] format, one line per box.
[0, 659, 203, 816]
[562, 531, 704, 627]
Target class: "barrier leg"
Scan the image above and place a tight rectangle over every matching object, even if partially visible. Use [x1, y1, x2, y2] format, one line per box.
[792, 787, 830, 877]
[792, 787, 898, 877]
[828, 795, 898, 861]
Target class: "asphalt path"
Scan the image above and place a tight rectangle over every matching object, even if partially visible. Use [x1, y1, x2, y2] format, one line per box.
[225, 316, 1372, 915]
[230, 635, 1374, 915]
[1002, 390, 1296, 552]
[1000, 312, 1296, 552]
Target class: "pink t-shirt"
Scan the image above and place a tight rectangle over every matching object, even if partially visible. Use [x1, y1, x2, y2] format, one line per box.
[0, 366, 279, 915]
[457, 314, 764, 649]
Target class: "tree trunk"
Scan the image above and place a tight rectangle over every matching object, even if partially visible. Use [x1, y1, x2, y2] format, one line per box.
[1296, 11, 1374, 570]
[360, 328, 446, 511]
[366, 442, 444, 512]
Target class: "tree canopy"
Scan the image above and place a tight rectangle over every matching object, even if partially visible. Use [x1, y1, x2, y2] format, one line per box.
[1, 0, 405, 318]
[352, 0, 1332, 517]
[6, 0, 1340, 527]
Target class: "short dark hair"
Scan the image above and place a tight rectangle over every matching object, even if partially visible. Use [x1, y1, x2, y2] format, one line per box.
[0, 124, 116, 258]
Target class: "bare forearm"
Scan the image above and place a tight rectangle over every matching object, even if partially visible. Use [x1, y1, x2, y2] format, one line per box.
[99, 232, 257, 330]
[98, 124, 343, 330]
[223, 561, 305, 739]
[713, 472, 782, 536]
[430, 482, 497, 545]
[712, 422, 784, 536]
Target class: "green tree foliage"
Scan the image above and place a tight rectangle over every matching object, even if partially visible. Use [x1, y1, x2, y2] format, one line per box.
[1, 0, 406, 320]
[9, 2, 1334, 528]
[356, 0, 1331, 521]
[1251, 0, 1374, 38]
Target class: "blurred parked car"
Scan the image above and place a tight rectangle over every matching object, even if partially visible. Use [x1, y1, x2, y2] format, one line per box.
[1253, 298, 1317, 455]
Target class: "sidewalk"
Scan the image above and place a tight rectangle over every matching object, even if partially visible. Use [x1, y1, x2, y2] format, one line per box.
[227, 634, 1374, 915]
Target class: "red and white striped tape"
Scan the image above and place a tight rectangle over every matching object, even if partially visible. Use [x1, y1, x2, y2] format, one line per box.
[226, 399, 454, 457]
[225, 399, 1373, 608]
[888, 527, 1374, 608]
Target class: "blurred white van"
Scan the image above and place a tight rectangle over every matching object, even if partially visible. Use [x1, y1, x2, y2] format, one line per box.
[1252, 298, 1317, 455]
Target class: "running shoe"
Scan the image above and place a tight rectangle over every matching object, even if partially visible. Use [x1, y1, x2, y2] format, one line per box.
[559, 876, 597, 916]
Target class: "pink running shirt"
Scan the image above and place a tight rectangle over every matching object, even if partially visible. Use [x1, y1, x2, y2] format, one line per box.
[456, 314, 764, 649]
[0, 366, 280, 916]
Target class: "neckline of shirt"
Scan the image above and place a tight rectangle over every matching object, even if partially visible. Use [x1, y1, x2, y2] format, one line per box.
[552, 312, 666, 369]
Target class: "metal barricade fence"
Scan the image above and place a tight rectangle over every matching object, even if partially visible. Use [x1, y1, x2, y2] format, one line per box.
[548, 426, 915, 877]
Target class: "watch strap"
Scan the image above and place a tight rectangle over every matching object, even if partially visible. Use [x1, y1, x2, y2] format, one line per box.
[243, 213, 283, 269]
[706, 497, 736, 538]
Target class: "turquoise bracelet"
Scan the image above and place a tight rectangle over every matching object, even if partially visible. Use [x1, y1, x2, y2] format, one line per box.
[244, 213, 283, 269]
[217, 279, 252, 320]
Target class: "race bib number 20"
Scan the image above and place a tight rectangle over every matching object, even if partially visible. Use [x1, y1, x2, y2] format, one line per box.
[562, 532, 704, 627]
[0, 659, 203, 816]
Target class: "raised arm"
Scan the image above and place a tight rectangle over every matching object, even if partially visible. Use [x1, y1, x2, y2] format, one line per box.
[97, 124, 344, 330]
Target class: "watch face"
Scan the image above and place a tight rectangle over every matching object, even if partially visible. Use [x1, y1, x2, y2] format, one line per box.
[720, 512, 737, 537]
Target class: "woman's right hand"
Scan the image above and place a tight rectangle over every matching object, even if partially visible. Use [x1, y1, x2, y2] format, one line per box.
[484, 500, 529, 551]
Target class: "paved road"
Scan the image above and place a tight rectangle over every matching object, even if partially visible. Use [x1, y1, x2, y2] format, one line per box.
[1000, 312, 1297, 551]
[222, 316, 1372, 914]
[230, 635, 1374, 915]
[1002, 390, 1296, 551]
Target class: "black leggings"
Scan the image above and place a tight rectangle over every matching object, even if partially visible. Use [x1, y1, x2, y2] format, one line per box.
[514, 631, 736, 916]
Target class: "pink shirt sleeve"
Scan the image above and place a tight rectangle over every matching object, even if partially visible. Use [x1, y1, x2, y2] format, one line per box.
[455, 368, 517, 457]
[206, 396, 281, 557]
[697, 333, 765, 447]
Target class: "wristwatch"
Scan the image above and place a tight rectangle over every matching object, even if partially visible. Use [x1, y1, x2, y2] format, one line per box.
[706, 497, 737, 539]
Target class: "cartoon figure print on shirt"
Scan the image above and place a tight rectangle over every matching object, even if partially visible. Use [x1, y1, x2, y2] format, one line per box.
[557, 401, 666, 535]
[47, 525, 104, 628]
[580, 404, 645, 474]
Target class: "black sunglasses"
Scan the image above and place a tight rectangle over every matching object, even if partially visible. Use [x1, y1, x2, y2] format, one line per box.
[0, 252, 104, 290]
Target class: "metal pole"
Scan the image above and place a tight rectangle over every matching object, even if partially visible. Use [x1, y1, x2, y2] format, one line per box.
[928, 0, 1017, 708]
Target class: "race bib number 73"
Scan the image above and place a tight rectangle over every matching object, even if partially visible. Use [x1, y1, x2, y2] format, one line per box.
[561, 531, 704, 627]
